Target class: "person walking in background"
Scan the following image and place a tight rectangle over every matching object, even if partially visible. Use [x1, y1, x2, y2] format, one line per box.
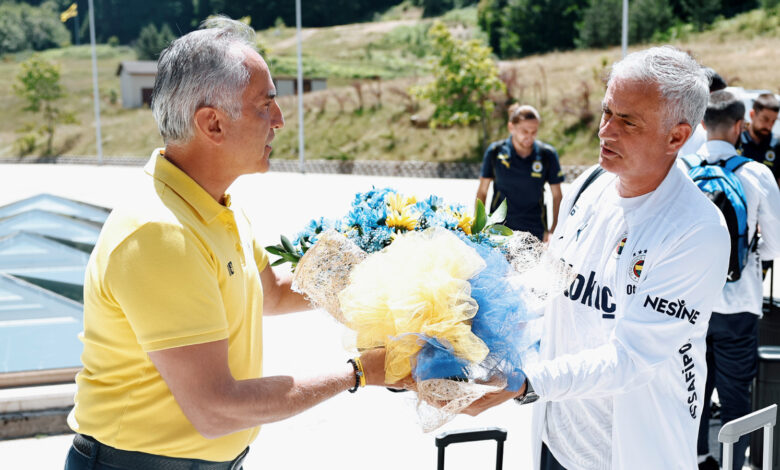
[476, 104, 564, 242]
[678, 67, 728, 157]
[738, 93, 780, 187]
[690, 90, 780, 470]
[64, 17, 399, 470]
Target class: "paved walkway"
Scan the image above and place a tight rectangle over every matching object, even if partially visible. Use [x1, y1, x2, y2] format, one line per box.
[0, 163, 775, 469]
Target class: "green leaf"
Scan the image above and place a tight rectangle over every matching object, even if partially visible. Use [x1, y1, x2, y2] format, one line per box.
[486, 199, 507, 226]
[280, 235, 295, 254]
[472, 198, 487, 234]
[486, 224, 513, 236]
[270, 258, 288, 267]
[280, 252, 300, 263]
[265, 245, 286, 256]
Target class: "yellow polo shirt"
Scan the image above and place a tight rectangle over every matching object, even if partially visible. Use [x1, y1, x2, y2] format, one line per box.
[68, 149, 268, 462]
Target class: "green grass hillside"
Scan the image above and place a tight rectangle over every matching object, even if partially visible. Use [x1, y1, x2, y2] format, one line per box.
[1, 6, 778, 165]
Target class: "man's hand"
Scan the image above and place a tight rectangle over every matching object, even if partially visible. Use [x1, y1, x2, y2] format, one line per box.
[359, 348, 415, 390]
[460, 381, 527, 417]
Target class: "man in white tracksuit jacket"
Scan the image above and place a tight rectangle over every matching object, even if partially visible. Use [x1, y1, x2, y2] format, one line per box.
[691, 91, 780, 470]
[463, 47, 730, 470]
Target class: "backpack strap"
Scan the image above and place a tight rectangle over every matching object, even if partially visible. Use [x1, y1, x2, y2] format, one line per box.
[569, 166, 606, 215]
[722, 155, 759, 252]
[722, 155, 752, 172]
[680, 153, 702, 170]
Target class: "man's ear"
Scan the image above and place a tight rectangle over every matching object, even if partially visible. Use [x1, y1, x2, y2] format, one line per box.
[668, 122, 693, 154]
[193, 107, 225, 144]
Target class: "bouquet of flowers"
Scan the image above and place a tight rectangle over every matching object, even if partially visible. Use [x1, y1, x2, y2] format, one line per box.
[267, 188, 570, 431]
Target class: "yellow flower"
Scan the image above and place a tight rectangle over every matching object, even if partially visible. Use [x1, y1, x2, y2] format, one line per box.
[386, 207, 418, 231]
[387, 192, 417, 213]
[455, 212, 474, 235]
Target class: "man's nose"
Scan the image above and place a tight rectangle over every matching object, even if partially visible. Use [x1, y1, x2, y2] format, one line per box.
[272, 104, 284, 130]
[598, 116, 616, 141]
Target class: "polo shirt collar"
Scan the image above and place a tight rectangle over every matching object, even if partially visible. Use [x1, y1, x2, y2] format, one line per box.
[144, 148, 231, 224]
[505, 137, 537, 159]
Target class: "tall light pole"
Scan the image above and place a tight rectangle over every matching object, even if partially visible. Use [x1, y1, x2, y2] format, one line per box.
[88, 0, 103, 164]
[621, 0, 629, 58]
[295, 0, 305, 173]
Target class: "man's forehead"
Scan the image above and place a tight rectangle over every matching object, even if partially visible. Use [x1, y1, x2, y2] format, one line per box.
[243, 52, 276, 99]
[604, 78, 660, 114]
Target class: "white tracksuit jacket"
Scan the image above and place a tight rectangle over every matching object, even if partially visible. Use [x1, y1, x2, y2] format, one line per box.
[524, 164, 730, 470]
[694, 140, 780, 315]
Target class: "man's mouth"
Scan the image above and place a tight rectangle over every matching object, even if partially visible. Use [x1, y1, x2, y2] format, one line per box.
[600, 144, 620, 159]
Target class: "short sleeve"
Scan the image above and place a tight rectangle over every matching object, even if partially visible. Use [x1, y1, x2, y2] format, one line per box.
[253, 238, 269, 272]
[545, 147, 565, 184]
[105, 223, 229, 352]
[481, 144, 496, 178]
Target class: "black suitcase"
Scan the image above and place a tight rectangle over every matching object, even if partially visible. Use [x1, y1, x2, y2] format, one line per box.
[750, 346, 780, 470]
[435, 427, 507, 470]
[760, 264, 780, 346]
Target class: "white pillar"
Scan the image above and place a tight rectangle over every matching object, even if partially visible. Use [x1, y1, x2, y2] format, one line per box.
[88, 0, 103, 164]
[296, 0, 305, 173]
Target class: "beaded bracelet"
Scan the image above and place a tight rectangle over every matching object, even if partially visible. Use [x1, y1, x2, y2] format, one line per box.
[347, 358, 364, 393]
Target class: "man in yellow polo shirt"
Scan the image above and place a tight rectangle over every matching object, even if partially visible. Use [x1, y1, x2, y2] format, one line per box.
[65, 17, 397, 470]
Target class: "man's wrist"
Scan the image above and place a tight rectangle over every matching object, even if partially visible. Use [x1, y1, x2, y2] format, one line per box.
[514, 378, 539, 405]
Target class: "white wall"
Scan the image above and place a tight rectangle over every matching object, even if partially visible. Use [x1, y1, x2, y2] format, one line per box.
[119, 72, 156, 108]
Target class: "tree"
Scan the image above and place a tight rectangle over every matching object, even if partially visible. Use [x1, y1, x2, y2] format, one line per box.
[134, 23, 176, 60]
[411, 21, 505, 148]
[478, 0, 587, 58]
[577, 0, 673, 48]
[0, 1, 70, 54]
[14, 55, 76, 156]
[477, 0, 508, 54]
[679, 0, 721, 30]
[577, 0, 622, 48]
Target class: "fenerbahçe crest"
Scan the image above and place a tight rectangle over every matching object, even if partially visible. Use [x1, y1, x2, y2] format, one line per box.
[629, 250, 646, 282]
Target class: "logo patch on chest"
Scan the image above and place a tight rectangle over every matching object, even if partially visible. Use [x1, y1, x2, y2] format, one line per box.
[613, 233, 628, 258]
[766, 149, 776, 163]
[498, 153, 510, 168]
[628, 250, 646, 282]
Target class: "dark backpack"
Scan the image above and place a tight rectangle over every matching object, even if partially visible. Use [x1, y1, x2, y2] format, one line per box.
[681, 154, 755, 282]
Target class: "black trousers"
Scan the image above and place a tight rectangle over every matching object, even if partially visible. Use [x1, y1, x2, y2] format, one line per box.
[540, 442, 567, 470]
[64, 434, 247, 470]
[696, 311, 759, 470]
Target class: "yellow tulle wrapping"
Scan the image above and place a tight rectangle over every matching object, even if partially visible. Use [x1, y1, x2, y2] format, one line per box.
[338, 229, 490, 383]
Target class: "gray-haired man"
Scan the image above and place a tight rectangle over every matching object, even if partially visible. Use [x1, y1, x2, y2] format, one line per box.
[463, 46, 730, 470]
[65, 18, 397, 470]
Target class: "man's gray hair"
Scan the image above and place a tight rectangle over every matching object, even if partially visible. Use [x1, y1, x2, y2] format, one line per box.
[151, 17, 257, 144]
[608, 46, 708, 130]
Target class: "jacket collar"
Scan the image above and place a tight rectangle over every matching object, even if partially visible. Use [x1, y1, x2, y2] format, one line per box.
[697, 140, 739, 164]
[144, 149, 231, 224]
[620, 161, 685, 228]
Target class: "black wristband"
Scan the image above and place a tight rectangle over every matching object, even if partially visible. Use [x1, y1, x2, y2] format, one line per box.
[346, 358, 361, 393]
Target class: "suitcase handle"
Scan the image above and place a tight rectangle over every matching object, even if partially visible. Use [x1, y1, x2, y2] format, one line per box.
[719, 404, 777, 470]
[435, 427, 507, 470]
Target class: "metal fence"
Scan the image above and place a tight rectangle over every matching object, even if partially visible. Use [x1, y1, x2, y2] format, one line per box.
[0, 156, 592, 182]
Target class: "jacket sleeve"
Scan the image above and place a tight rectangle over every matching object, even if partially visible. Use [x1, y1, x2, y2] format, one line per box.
[755, 164, 780, 261]
[524, 219, 730, 401]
